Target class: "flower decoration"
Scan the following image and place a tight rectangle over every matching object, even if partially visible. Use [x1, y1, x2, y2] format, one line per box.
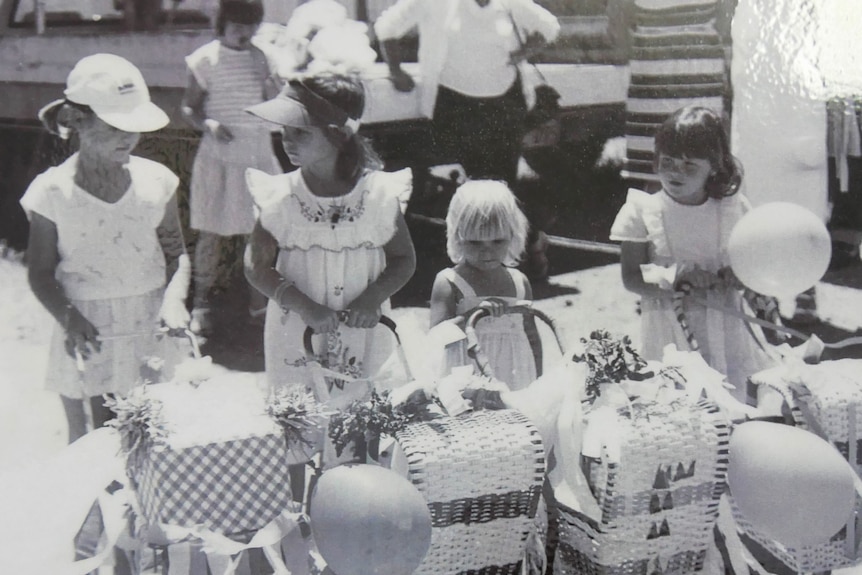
[266, 387, 331, 450]
[573, 330, 650, 401]
[328, 390, 427, 459]
[105, 389, 169, 478]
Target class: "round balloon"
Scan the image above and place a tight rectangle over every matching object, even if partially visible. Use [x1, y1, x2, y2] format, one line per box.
[309, 463, 432, 575]
[727, 202, 831, 298]
[728, 421, 855, 548]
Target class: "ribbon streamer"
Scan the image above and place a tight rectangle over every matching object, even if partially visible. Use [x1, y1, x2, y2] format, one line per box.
[159, 508, 308, 575]
[675, 283, 862, 354]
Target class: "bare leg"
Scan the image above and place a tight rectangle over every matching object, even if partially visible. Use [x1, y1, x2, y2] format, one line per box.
[61, 395, 88, 444]
[191, 231, 224, 334]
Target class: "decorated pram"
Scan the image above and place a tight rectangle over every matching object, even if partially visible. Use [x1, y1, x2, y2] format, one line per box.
[317, 310, 554, 575]
[538, 333, 732, 575]
[730, 360, 862, 574]
[69, 314, 550, 575]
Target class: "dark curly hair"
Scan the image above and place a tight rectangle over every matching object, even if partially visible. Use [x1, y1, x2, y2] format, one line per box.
[653, 106, 742, 199]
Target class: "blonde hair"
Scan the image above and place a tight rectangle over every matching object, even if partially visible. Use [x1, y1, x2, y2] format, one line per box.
[446, 180, 529, 266]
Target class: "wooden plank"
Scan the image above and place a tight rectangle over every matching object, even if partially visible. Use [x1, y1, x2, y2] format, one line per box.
[406, 214, 621, 256]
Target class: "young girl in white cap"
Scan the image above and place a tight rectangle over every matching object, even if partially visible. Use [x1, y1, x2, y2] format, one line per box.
[21, 53, 190, 442]
[244, 72, 415, 400]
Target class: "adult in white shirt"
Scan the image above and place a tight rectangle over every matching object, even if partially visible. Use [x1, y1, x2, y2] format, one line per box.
[374, 0, 560, 185]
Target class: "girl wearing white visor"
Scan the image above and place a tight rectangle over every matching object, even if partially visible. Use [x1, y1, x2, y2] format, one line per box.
[244, 73, 416, 476]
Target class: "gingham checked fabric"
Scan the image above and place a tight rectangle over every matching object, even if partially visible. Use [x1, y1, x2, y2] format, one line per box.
[136, 433, 291, 535]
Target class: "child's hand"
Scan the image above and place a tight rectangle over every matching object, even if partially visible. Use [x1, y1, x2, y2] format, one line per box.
[204, 119, 233, 142]
[718, 266, 745, 290]
[478, 297, 508, 318]
[461, 388, 505, 411]
[63, 308, 101, 360]
[299, 301, 341, 333]
[675, 264, 718, 291]
[344, 294, 381, 329]
[159, 295, 190, 331]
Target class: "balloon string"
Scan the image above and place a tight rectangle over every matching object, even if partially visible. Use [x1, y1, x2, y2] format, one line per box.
[675, 284, 862, 350]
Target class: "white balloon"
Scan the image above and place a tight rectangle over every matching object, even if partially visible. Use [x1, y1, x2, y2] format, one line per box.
[728, 421, 855, 548]
[728, 202, 831, 297]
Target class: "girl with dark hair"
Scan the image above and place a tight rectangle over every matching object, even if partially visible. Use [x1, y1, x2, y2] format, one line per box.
[243, 72, 415, 413]
[181, 0, 281, 335]
[610, 106, 777, 403]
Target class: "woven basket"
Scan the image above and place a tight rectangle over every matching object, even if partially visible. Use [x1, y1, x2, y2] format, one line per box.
[740, 360, 862, 572]
[395, 409, 545, 575]
[729, 495, 862, 574]
[554, 397, 730, 575]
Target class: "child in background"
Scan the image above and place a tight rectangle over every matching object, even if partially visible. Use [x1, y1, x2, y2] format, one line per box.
[182, 0, 282, 334]
[244, 72, 416, 406]
[21, 53, 190, 442]
[430, 180, 541, 391]
[610, 106, 777, 404]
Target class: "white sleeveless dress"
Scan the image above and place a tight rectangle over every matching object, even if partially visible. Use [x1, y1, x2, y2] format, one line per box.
[439, 267, 537, 391]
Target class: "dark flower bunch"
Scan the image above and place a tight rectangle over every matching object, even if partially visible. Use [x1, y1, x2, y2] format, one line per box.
[328, 390, 422, 458]
[573, 330, 649, 401]
[266, 387, 330, 450]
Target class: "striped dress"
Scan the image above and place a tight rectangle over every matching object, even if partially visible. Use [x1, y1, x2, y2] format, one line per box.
[186, 40, 280, 236]
[623, 0, 727, 187]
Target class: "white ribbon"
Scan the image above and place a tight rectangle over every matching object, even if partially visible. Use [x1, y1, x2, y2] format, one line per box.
[159, 508, 307, 575]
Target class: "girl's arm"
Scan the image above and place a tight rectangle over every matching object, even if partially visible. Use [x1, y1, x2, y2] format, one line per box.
[244, 221, 341, 333]
[345, 210, 416, 329]
[619, 241, 673, 300]
[157, 194, 191, 329]
[180, 72, 232, 142]
[429, 272, 458, 328]
[26, 212, 101, 358]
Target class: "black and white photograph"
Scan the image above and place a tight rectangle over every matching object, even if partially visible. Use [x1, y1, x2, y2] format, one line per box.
[1, 0, 861, 573]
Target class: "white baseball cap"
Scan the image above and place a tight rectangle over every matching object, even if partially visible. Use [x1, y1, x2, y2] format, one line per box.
[53, 53, 169, 133]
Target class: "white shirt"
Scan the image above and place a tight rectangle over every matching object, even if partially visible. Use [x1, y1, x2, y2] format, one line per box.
[20, 154, 178, 300]
[374, 0, 560, 117]
[438, 0, 519, 97]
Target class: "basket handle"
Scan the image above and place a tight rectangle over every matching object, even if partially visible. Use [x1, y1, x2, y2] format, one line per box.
[464, 303, 566, 378]
[302, 315, 412, 384]
[302, 314, 400, 356]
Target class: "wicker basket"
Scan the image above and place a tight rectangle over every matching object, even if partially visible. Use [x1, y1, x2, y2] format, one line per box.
[394, 409, 546, 575]
[739, 360, 862, 572]
[756, 360, 862, 475]
[729, 495, 862, 574]
[554, 397, 730, 575]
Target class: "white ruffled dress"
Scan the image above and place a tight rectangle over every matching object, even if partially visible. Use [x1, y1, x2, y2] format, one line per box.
[610, 189, 776, 401]
[246, 168, 412, 408]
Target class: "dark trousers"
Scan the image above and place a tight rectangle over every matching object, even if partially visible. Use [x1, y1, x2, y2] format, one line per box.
[432, 79, 527, 185]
